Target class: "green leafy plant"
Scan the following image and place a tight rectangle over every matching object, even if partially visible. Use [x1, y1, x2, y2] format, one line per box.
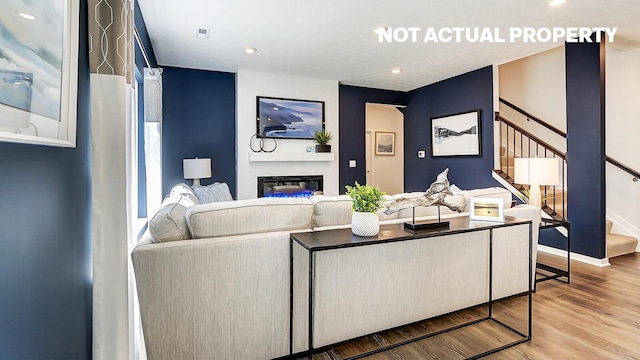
[313, 129, 332, 145]
[345, 182, 386, 213]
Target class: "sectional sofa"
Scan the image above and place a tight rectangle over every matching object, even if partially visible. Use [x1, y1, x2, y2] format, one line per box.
[132, 185, 540, 360]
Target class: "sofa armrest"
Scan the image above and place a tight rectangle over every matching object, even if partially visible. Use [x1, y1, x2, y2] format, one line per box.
[131, 231, 309, 359]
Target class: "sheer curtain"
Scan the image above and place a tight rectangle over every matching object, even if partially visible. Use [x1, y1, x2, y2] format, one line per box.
[143, 68, 163, 215]
[88, 1, 135, 359]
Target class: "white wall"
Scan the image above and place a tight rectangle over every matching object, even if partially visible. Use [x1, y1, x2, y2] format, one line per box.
[236, 70, 339, 199]
[605, 45, 640, 243]
[498, 46, 566, 154]
[365, 103, 404, 194]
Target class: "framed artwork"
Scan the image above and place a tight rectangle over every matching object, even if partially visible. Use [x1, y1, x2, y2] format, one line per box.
[0, 0, 80, 147]
[431, 109, 481, 157]
[469, 197, 505, 222]
[256, 96, 325, 140]
[375, 131, 395, 156]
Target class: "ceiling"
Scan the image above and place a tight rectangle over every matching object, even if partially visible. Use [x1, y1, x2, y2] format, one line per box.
[137, 0, 640, 92]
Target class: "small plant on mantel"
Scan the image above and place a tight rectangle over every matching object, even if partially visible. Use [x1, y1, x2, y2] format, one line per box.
[313, 129, 332, 153]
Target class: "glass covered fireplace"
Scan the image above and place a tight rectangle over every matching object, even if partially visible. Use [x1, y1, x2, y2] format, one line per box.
[257, 175, 323, 198]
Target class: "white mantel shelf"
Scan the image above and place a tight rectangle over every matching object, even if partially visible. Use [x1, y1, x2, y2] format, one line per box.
[249, 152, 335, 162]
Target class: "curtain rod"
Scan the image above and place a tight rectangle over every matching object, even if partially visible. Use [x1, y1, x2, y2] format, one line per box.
[134, 26, 155, 75]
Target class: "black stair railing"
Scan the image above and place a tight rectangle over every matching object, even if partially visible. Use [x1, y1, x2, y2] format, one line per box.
[496, 113, 567, 220]
[500, 97, 640, 182]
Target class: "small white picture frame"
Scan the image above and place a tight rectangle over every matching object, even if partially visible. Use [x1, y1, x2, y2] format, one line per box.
[469, 197, 505, 222]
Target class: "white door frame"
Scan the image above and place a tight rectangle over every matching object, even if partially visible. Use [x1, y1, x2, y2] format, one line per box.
[365, 130, 374, 185]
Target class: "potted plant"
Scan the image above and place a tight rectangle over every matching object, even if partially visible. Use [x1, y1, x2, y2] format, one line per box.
[313, 129, 332, 153]
[345, 182, 385, 236]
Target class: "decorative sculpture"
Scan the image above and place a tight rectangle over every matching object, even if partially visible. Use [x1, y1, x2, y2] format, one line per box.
[384, 168, 463, 231]
[385, 168, 463, 215]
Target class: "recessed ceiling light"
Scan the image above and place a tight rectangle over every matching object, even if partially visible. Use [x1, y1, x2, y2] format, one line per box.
[548, 0, 566, 6]
[244, 47, 257, 54]
[373, 26, 388, 34]
[16, 11, 36, 20]
[391, 68, 402, 74]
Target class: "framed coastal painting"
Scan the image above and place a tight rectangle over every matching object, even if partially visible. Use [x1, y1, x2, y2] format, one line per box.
[0, 0, 80, 147]
[431, 109, 481, 157]
[469, 197, 505, 222]
[375, 131, 395, 156]
[256, 96, 325, 140]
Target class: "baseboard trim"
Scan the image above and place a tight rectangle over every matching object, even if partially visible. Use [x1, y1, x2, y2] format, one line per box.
[538, 244, 610, 267]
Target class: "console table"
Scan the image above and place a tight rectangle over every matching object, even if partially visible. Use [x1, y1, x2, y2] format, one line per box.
[289, 216, 533, 359]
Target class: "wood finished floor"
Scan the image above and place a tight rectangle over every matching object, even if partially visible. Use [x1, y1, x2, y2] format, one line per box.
[301, 252, 640, 360]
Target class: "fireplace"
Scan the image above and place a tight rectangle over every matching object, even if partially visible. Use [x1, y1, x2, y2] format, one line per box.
[257, 175, 323, 198]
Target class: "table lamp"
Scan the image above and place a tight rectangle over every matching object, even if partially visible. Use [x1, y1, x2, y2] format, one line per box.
[183, 157, 211, 186]
[514, 157, 561, 212]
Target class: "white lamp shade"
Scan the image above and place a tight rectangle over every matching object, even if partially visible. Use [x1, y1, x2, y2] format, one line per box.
[514, 157, 560, 186]
[183, 158, 211, 179]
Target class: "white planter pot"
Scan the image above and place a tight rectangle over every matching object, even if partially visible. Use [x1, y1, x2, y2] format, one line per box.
[351, 211, 380, 236]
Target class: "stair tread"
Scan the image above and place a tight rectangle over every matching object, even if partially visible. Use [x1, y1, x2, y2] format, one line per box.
[606, 233, 638, 258]
[607, 233, 638, 243]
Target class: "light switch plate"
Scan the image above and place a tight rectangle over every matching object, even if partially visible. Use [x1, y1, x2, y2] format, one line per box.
[418, 150, 426, 158]
[349, 160, 356, 168]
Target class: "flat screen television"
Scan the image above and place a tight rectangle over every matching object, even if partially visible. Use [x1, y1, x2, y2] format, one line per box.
[256, 96, 325, 139]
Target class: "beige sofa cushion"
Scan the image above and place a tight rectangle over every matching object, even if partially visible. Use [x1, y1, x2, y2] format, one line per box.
[187, 197, 314, 238]
[311, 195, 352, 228]
[311, 195, 399, 228]
[148, 194, 197, 243]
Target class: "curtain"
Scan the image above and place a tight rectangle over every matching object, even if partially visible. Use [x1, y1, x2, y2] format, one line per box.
[143, 68, 163, 214]
[144, 68, 162, 123]
[88, 1, 135, 359]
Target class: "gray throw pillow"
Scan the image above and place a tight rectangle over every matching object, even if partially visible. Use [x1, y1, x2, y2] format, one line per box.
[192, 182, 233, 203]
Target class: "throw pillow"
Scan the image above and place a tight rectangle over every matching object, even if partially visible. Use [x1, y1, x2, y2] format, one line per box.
[148, 194, 196, 243]
[192, 182, 233, 203]
[169, 182, 199, 204]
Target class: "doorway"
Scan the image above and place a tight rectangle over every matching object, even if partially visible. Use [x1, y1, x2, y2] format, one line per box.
[365, 103, 405, 195]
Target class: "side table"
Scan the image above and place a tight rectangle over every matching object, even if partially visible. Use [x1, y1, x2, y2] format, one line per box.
[536, 219, 570, 286]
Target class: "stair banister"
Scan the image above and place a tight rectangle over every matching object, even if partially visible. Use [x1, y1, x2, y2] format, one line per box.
[606, 156, 640, 182]
[500, 98, 639, 182]
[499, 98, 566, 137]
[495, 114, 565, 159]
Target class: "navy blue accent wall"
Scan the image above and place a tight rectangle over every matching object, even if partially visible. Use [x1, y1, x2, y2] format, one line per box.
[338, 85, 406, 192]
[404, 66, 495, 191]
[0, 0, 92, 358]
[134, 0, 157, 72]
[563, 38, 606, 258]
[162, 67, 237, 196]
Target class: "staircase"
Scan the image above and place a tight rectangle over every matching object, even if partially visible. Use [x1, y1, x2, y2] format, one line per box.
[606, 220, 639, 258]
[494, 118, 566, 222]
[495, 100, 639, 259]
